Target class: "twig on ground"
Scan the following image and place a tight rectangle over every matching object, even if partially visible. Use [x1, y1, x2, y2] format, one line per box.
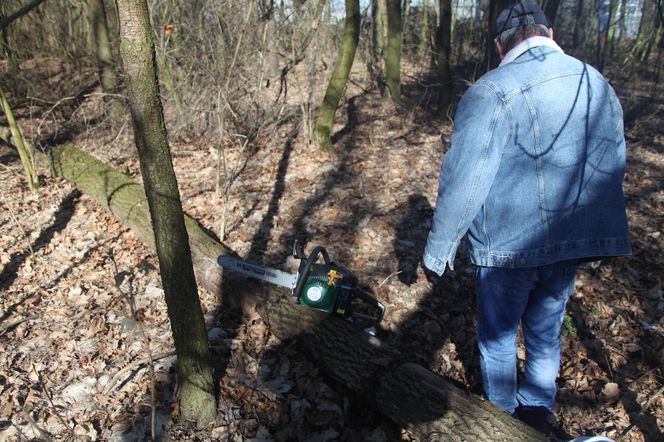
[0, 315, 35, 337]
[33, 367, 77, 440]
[378, 270, 402, 289]
[103, 351, 177, 396]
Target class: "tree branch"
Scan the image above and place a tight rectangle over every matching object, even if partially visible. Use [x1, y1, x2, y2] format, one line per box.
[0, 0, 49, 32]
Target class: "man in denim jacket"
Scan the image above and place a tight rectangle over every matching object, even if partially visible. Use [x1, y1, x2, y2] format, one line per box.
[423, 1, 630, 432]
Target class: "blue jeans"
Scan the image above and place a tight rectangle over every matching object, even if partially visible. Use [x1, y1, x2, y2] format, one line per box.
[476, 261, 579, 414]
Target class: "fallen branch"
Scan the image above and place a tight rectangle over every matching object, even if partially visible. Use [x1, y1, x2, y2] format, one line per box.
[0, 315, 35, 337]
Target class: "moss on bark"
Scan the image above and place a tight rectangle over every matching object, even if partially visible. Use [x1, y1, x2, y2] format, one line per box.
[313, 0, 360, 151]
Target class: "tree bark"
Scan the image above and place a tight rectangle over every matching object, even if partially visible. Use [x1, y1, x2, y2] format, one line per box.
[0, 5, 18, 71]
[114, 0, 216, 424]
[88, 0, 122, 118]
[371, 0, 388, 91]
[543, 0, 561, 27]
[385, 0, 402, 105]
[605, 0, 619, 57]
[0, 88, 39, 190]
[418, 0, 429, 62]
[50, 143, 546, 441]
[0, 0, 48, 32]
[436, 0, 453, 116]
[487, 0, 510, 70]
[313, 0, 360, 151]
[572, 0, 585, 49]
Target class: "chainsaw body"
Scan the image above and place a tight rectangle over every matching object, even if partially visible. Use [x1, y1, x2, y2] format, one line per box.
[292, 243, 383, 323]
[217, 243, 385, 325]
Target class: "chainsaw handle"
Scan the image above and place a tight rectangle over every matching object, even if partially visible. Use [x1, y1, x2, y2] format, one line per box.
[350, 288, 385, 323]
[292, 240, 306, 259]
[293, 245, 331, 301]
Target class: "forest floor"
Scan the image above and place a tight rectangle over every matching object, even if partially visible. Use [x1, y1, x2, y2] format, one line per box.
[1, 58, 664, 442]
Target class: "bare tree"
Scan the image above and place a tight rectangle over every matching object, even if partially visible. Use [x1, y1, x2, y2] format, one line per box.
[313, 0, 360, 151]
[371, 0, 388, 91]
[88, 0, 122, 117]
[437, 0, 452, 115]
[418, 0, 430, 61]
[114, 0, 217, 425]
[0, 88, 39, 190]
[544, 0, 561, 26]
[385, 0, 402, 105]
[486, 0, 510, 69]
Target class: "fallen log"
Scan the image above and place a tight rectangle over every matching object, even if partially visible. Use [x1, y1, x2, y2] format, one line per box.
[50, 143, 546, 441]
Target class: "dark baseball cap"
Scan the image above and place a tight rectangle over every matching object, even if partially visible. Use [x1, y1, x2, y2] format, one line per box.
[494, 2, 550, 38]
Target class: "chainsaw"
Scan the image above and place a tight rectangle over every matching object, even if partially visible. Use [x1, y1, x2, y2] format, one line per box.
[218, 242, 385, 325]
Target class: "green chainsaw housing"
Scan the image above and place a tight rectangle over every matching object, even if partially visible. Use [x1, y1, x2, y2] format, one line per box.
[296, 263, 356, 316]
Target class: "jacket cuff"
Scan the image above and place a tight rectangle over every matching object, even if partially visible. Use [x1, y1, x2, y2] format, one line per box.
[423, 248, 454, 276]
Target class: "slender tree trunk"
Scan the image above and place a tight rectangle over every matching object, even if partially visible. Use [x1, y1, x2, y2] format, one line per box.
[371, 0, 388, 90]
[605, 0, 619, 56]
[385, 0, 402, 105]
[0, 88, 39, 190]
[437, 0, 453, 115]
[264, 0, 278, 80]
[650, 35, 663, 100]
[402, 0, 412, 27]
[418, 0, 430, 62]
[544, 0, 561, 27]
[450, 0, 457, 50]
[619, 0, 627, 46]
[313, 0, 360, 151]
[572, 0, 584, 49]
[640, 4, 662, 62]
[114, 0, 217, 425]
[487, 0, 510, 70]
[89, 0, 122, 117]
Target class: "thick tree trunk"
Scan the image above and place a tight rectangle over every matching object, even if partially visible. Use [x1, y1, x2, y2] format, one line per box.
[50, 143, 546, 441]
[114, 0, 216, 424]
[436, 0, 452, 116]
[385, 0, 402, 105]
[88, 0, 122, 117]
[313, 0, 360, 151]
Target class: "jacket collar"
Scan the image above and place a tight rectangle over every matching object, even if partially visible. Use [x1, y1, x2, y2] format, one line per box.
[499, 36, 564, 67]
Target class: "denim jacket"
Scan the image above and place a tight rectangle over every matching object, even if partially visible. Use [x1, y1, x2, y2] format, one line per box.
[424, 40, 631, 275]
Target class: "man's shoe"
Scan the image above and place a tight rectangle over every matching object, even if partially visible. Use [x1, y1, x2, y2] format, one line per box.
[516, 406, 571, 440]
[516, 406, 554, 434]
